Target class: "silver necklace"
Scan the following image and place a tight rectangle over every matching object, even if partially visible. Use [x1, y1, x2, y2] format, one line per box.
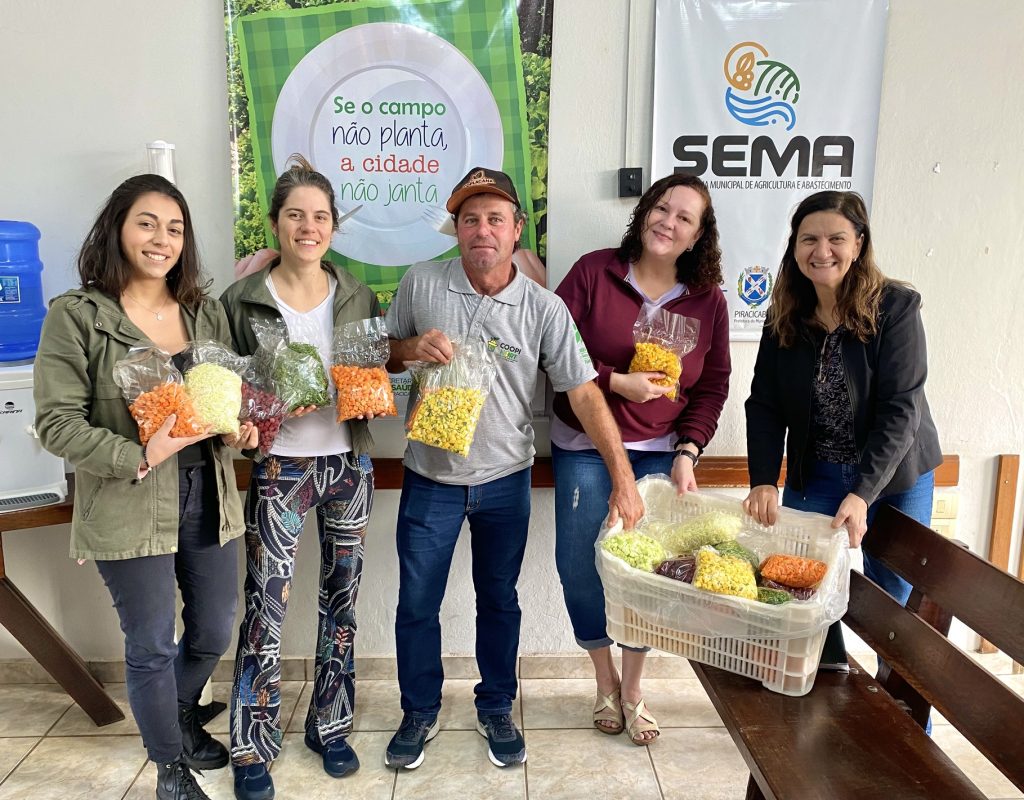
[123, 291, 170, 321]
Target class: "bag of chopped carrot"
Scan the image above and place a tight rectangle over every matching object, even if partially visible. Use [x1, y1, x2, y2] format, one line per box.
[112, 347, 204, 444]
[329, 316, 397, 422]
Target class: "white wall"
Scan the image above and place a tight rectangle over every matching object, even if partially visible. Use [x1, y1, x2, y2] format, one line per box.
[1, 0, 1022, 661]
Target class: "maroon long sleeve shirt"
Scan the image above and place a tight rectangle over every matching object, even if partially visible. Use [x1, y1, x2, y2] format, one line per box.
[552, 248, 731, 448]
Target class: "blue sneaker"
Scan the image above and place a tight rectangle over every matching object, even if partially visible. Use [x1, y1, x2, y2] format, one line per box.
[232, 762, 274, 800]
[384, 713, 439, 769]
[304, 733, 359, 778]
[476, 713, 526, 767]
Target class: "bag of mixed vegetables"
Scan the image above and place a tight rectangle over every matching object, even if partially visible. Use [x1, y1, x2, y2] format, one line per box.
[405, 336, 497, 457]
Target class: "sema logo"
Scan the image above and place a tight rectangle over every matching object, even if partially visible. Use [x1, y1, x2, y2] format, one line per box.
[737, 265, 773, 307]
[724, 42, 800, 131]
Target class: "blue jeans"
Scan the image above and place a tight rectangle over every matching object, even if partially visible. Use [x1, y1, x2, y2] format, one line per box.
[97, 464, 238, 763]
[552, 443, 675, 650]
[395, 467, 532, 718]
[782, 461, 935, 605]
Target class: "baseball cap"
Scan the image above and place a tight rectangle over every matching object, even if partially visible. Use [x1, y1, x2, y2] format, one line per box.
[445, 167, 521, 213]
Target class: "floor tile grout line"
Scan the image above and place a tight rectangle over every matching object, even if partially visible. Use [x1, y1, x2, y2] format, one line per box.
[520, 689, 529, 800]
[0, 735, 44, 788]
[120, 758, 150, 800]
[647, 744, 666, 800]
[276, 676, 307, 753]
[41, 700, 76, 738]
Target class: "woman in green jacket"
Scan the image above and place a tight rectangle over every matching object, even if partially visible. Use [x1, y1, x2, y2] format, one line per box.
[221, 156, 378, 800]
[34, 175, 255, 800]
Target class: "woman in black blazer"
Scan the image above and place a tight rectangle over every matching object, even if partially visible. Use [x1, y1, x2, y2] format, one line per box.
[743, 190, 941, 611]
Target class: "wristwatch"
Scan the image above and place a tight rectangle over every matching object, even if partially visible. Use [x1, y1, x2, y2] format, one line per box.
[674, 435, 706, 456]
[675, 449, 699, 468]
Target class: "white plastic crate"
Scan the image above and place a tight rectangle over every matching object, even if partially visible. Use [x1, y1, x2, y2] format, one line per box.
[598, 478, 850, 696]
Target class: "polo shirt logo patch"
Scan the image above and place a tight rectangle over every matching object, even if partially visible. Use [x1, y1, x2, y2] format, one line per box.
[573, 326, 593, 365]
[487, 336, 522, 363]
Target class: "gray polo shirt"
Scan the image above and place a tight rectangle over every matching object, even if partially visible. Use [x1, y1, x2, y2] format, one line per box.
[386, 257, 596, 485]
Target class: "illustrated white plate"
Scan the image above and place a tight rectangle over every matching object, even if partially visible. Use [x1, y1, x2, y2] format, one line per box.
[271, 22, 504, 266]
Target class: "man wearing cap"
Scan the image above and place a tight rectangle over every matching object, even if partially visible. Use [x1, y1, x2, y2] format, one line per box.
[382, 167, 644, 770]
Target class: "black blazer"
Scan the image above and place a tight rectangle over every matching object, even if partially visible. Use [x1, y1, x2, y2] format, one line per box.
[745, 283, 942, 505]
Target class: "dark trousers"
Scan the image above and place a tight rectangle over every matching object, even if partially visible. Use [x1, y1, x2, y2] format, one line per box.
[96, 464, 238, 763]
[395, 467, 531, 719]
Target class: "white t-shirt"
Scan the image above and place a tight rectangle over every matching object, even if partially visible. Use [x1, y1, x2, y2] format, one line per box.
[265, 271, 352, 457]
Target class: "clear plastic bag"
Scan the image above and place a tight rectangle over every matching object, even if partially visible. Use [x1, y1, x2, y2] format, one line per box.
[693, 546, 758, 600]
[238, 356, 288, 456]
[645, 511, 743, 554]
[405, 336, 497, 457]
[330, 316, 397, 422]
[180, 340, 244, 435]
[627, 308, 700, 401]
[250, 317, 330, 411]
[112, 346, 204, 444]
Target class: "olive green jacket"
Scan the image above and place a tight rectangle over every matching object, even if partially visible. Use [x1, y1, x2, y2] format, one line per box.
[33, 288, 245, 561]
[219, 260, 378, 456]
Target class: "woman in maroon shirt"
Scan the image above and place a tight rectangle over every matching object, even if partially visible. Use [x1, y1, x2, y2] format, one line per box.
[551, 174, 731, 745]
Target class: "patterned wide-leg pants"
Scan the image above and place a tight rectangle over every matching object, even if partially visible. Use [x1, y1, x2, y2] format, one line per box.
[230, 452, 373, 766]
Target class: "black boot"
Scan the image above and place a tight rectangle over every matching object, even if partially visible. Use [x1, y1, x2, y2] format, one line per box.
[156, 756, 211, 800]
[179, 702, 229, 770]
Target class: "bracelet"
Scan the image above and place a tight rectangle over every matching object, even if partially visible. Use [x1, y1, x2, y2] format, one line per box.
[141, 442, 152, 471]
[675, 449, 699, 467]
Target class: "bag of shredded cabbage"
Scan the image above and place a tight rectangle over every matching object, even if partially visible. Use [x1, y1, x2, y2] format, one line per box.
[180, 340, 244, 435]
[601, 531, 667, 573]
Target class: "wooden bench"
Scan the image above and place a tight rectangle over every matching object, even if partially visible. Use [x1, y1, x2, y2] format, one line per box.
[691, 504, 1024, 800]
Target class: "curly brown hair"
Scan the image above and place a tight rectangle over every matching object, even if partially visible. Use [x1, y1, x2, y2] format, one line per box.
[77, 174, 207, 307]
[616, 173, 723, 290]
[768, 191, 900, 348]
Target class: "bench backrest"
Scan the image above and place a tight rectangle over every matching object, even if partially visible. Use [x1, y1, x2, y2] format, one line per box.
[844, 505, 1024, 793]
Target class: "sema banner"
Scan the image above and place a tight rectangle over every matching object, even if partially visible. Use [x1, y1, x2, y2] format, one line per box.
[652, 0, 888, 340]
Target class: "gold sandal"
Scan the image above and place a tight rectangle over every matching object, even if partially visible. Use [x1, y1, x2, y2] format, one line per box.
[621, 698, 660, 746]
[593, 687, 624, 734]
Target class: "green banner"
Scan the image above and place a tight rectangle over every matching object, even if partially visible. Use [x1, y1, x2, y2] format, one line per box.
[227, 0, 547, 303]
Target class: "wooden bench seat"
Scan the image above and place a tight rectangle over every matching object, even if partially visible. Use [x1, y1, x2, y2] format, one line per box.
[691, 505, 1024, 800]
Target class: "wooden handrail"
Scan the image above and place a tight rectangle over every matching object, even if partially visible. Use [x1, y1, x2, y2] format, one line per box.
[0, 454, 961, 534]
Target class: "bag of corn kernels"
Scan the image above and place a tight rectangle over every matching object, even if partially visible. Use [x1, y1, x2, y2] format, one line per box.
[626, 307, 700, 401]
[404, 336, 497, 457]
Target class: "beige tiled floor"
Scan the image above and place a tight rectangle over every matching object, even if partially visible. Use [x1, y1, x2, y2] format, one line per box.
[0, 653, 1019, 799]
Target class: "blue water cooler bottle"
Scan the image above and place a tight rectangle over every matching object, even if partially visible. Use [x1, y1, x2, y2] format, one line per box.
[0, 220, 47, 361]
[0, 220, 66, 510]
